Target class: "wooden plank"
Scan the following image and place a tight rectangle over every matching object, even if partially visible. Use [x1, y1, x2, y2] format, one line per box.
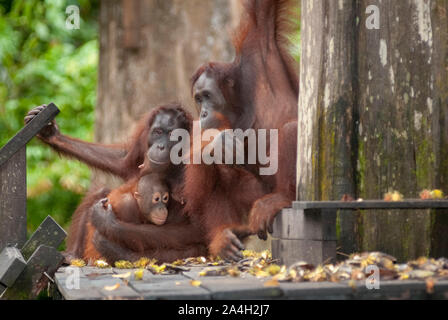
[21, 216, 67, 260]
[54, 269, 105, 300]
[0, 247, 27, 287]
[197, 277, 283, 300]
[0, 147, 26, 251]
[133, 279, 211, 300]
[272, 208, 337, 240]
[123, 269, 210, 300]
[271, 239, 337, 267]
[51, 266, 448, 300]
[0, 103, 59, 168]
[279, 282, 352, 300]
[1, 245, 64, 299]
[293, 200, 448, 210]
[95, 279, 143, 300]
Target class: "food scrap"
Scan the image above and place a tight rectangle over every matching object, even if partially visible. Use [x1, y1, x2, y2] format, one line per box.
[112, 272, 131, 279]
[114, 260, 134, 269]
[70, 259, 86, 267]
[134, 269, 145, 280]
[419, 189, 445, 200]
[190, 280, 202, 287]
[384, 191, 403, 202]
[133, 257, 155, 268]
[94, 259, 110, 268]
[103, 283, 120, 291]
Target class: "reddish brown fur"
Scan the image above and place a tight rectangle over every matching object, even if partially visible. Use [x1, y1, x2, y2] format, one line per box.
[106, 178, 143, 223]
[187, 0, 300, 246]
[182, 124, 268, 256]
[62, 104, 206, 264]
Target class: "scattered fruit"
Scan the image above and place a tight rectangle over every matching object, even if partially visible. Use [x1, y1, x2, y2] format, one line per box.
[94, 259, 110, 268]
[384, 191, 403, 202]
[114, 260, 134, 269]
[70, 259, 86, 267]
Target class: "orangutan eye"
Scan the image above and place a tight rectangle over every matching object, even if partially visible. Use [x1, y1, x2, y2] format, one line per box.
[195, 95, 202, 103]
[153, 128, 163, 135]
[162, 193, 169, 203]
[152, 192, 161, 203]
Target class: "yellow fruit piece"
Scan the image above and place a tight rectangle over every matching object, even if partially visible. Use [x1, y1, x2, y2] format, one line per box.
[242, 250, 257, 258]
[391, 191, 403, 201]
[261, 250, 271, 260]
[94, 260, 110, 268]
[70, 259, 86, 267]
[134, 269, 144, 280]
[263, 279, 279, 287]
[112, 272, 131, 279]
[399, 273, 409, 280]
[172, 259, 184, 266]
[104, 283, 120, 291]
[114, 260, 133, 269]
[430, 189, 444, 199]
[190, 280, 202, 287]
[133, 257, 152, 268]
[149, 264, 167, 274]
[266, 264, 282, 276]
[227, 268, 240, 277]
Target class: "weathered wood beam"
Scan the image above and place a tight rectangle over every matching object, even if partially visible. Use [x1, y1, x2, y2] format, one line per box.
[1, 245, 64, 300]
[0, 103, 59, 168]
[0, 147, 27, 250]
[21, 216, 67, 260]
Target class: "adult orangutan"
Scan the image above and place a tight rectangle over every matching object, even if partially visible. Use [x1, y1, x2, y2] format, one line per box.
[25, 103, 207, 263]
[184, 0, 299, 259]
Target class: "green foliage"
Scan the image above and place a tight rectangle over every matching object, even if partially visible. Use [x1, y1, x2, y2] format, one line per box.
[0, 0, 99, 232]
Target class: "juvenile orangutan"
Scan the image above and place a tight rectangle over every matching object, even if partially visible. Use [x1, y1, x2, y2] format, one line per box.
[104, 171, 170, 226]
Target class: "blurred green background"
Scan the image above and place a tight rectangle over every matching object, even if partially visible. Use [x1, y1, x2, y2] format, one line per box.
[0, 0, 299, 236]
[0, 0, 99, 233]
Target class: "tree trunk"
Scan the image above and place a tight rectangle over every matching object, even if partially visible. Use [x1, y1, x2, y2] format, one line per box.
[94, 0, 237, 187]
[298, 0, 448, 261]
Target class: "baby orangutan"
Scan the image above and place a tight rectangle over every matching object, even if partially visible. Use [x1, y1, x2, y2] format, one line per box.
[104, 171, 170, 226]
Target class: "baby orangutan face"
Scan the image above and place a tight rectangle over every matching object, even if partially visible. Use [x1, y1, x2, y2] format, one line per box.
[134, 174, 169, 225]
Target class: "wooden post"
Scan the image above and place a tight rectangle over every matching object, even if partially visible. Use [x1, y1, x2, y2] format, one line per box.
[272, 208, 337, 266]
[0, 147, 27, 250]
[281, 0, 448, 262]
[0, 103, 60, 252]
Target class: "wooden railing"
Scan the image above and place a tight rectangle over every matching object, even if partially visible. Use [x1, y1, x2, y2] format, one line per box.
[0, 103, 67, 299]
[272, 200, 448, 266]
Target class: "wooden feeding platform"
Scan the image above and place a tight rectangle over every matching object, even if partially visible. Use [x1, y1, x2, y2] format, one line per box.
[52, 265, 448, 300]
[272, 200, 448, 267]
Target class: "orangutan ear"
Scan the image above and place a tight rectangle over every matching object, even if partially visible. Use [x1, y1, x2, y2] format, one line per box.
[133, 191, 142, 200]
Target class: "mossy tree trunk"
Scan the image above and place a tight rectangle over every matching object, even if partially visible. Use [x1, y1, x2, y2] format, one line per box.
[297, 0, 448, 261]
